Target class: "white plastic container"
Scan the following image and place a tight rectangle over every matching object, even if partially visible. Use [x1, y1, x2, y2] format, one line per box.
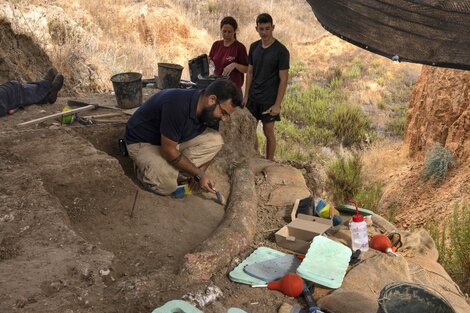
[350, 217, 369, 251]
[349, 201, 369, 251]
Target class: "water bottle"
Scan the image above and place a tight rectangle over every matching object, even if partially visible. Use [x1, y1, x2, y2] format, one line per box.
[349, 200, 369, 251]
[61, 103, 73, 124]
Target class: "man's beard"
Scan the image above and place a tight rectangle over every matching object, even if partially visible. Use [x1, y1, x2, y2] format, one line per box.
[199, 103, 219, 128]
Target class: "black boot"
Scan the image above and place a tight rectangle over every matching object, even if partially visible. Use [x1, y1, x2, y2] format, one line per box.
[47, 74, 64, 104]
[43, 68, 58, 82]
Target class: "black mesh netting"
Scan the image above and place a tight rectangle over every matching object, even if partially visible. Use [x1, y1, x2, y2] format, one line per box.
[306, 0, 470, 70]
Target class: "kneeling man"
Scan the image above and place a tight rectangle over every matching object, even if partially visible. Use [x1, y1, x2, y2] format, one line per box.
[125, 80, 242, 195]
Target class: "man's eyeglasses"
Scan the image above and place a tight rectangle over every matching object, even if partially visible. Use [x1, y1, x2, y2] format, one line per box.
[217, 102, 230, 121]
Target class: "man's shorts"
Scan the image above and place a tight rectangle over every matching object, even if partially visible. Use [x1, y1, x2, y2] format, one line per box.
[246, 99, 281, 123]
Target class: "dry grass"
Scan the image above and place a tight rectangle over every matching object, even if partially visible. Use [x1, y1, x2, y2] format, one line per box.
[361, 139, 409, 183]
[2, 0, 418, 109]
[173, 0, 324, 53]
[1, 0, 324, 94]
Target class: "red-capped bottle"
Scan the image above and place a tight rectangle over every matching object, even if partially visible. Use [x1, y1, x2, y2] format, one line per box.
[349, 200, 369, 251]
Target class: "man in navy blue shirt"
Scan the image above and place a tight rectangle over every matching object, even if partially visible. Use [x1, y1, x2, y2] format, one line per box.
[125, 80, 242, 195]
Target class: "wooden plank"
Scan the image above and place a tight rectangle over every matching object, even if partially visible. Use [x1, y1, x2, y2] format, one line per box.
[18, 105, 96, 127]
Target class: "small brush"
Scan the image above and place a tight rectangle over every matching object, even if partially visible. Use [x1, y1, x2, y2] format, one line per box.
[215, 191, 226, 205]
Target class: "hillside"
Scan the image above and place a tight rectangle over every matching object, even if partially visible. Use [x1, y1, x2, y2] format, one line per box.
[0, 0, 324, 93]
[1, 0, 469, 312]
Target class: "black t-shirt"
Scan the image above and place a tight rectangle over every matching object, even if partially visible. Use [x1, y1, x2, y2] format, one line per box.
[248, 39, 290, 105]
[125, 89, 206, 145]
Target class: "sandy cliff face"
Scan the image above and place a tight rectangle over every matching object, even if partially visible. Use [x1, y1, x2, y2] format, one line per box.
[376, 66, 469, 232]
[405, 66, 469, 162]
[0, 19, 54, 83]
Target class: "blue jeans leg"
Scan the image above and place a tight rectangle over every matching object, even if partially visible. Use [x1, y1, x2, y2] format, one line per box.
[0, 80, 52, 117]
[21, 80, 52, 105]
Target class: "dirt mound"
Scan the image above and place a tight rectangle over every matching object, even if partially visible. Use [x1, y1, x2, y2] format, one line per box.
[0, 90, 261, 312]
[0, 19, 54, 83]
[0, 1, 216, 93]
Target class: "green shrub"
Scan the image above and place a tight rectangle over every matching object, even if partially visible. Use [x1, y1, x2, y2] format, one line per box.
[281, 84, 343, 146]
[385, 115, 407, 137]
[429, 202, 470, 293]
[377, 99, 386, 110]
[289, 61, 306, 77]
[376, 76, 385, 86]
[353, 182, 383, 212]
[327, 153, 363, 204]
[332, 104, 370, 147]
[344, 58, 363, 78]
[328, 67, 343, 89]
[421, 143, 456, 185]
[276, 139, 310, 162]
[207, 0, 216, 13]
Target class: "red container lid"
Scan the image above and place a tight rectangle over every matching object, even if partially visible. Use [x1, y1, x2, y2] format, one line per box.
[350, 200, 364, 222]
[352, 214, 364, 222]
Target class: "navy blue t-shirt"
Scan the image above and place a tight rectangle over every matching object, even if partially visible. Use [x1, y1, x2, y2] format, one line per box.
[125, 89, 206, 145]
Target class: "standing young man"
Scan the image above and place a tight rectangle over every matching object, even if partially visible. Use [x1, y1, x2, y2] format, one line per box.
[243, 13, 289, 160]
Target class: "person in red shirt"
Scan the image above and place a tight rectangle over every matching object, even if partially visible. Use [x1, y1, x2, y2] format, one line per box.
[209, 16, 248, 90]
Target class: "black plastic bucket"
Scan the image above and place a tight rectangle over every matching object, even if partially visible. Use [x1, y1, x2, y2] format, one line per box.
[377, 282, 456, 313]
[110, 72, 142, 109]
[196, 76, 228, 89]
[157, 63, 183, 89]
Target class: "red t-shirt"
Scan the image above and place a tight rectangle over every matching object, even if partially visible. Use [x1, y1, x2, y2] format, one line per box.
[209, 40, 248, 89]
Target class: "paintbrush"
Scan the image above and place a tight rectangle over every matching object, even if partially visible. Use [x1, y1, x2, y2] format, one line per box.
[215, 191, 226, 205]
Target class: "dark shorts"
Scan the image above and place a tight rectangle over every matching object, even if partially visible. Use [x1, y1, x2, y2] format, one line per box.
[246, 99, 281, 123]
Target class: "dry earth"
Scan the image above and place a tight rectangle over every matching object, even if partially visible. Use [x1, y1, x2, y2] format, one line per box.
[1, 2, 469, 312]
[1, 90, 469, 313]
[0, 89, 309, 312]
[373, 67, 470, 232]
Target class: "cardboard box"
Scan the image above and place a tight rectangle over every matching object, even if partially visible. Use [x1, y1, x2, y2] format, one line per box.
[275, 210, 332, 254]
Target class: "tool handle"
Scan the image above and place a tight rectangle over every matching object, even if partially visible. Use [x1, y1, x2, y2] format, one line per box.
[18, 105, 96, 126]
[303, 284, 322, 313]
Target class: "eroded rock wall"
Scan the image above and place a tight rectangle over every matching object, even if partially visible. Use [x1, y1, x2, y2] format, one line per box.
[0, 19, 53, 83]
[405, 66, 469, 162]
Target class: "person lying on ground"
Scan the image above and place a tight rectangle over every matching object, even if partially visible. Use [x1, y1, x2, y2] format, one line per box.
[124, 79, 242, 196]
[0, 68, 64, 117]
[209, 16, 248, 90]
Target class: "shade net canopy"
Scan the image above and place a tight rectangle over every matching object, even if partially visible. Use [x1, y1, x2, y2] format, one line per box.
[306, 0, 470, 70]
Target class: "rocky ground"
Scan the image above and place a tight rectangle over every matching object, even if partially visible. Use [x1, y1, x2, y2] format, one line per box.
[1, 1, 469, 312]
[1, 89, 469, 313]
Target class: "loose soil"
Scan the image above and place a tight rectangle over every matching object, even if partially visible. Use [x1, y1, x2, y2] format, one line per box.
[0, 90, 309, 313]
[2, 90, 468, 313]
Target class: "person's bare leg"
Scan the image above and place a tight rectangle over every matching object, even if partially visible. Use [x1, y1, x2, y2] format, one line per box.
[254, 121, 260, 154]
[263, 121, 276, 160]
